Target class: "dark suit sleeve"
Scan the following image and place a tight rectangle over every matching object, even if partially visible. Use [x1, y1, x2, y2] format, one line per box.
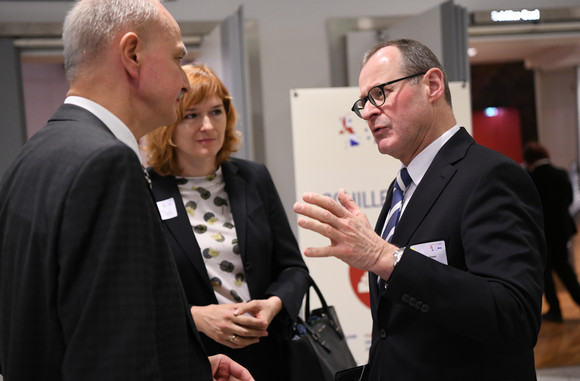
[386, 159, 545, 351]
[252, 163, 309, 321]
[56, 145, 202, 379]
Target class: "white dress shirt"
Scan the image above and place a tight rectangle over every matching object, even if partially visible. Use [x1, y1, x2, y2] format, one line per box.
[65, 96, 142, 164]
[382, 125, 460, 234]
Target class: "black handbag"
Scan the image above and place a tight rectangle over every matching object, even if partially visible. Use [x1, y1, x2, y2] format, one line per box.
[287, 274, 357, 381]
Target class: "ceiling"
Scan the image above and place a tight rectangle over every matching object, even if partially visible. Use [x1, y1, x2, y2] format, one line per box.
[2, 7, 579, 71]
[467, 16, 580, 70]
[336, 7, 580, 73]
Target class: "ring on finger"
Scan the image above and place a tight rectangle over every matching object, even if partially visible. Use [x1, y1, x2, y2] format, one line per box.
[230, 334, 237, 343]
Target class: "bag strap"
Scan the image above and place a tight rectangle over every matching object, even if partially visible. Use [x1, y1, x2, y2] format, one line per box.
[304, 274, 342, 337]
[305, 274, 329, 319]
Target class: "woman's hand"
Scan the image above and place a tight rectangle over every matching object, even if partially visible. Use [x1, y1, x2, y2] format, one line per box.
[232, 296, 283, 329]
[191, 303, 268, 349]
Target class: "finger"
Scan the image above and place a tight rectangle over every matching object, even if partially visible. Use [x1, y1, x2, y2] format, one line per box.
[236, 334, 261, 345]
[232, 309, 264, 326]
[293, 197, 340, 225]
[301, 192, 350, 218]
[294, 209, 345, 258]
[233, 324, 269, 338]
[293, 201, 329, 223]
[302, 245, 339, 258]
[337, 188, 359, 212]
[229, 315, 269, 337]
[223, 333, 239, 348]
[226, 333, 260, 348]
[231, 305, 268, 327]
[223, 359, 254, 381]
[295, 213, 341, 244]
[232, 302, 259, 316]
[234, 315, 268, 330]
[209, 354, 255, 381]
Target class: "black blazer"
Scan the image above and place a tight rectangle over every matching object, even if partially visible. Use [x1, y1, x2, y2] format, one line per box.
[0, 104, 211, 380]
[367, 128, 546, 380]
[149, 158, 309, 380]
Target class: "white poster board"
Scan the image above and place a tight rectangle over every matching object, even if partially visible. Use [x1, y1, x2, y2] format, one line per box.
[290, 83, 471, 364]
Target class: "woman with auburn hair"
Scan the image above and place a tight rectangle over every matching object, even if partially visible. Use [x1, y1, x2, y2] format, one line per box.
[145, 64, 309, 380]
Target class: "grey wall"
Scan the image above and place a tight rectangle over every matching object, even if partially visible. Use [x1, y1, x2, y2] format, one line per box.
[535, 67, 578, 169]
[0, 39, 26, 177]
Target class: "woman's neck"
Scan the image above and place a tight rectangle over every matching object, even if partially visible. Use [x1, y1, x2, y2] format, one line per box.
[178, 157, 218, 177]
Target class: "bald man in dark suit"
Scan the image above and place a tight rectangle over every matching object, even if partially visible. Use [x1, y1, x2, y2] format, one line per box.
[0, 0, 253, 380]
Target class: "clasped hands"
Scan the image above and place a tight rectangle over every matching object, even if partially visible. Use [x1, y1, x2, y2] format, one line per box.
[192, 295, 282, 349]
[293, 189, 397, 281]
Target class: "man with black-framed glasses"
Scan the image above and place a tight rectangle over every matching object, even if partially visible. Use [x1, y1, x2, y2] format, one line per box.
[350, 72, 425, 118]
[294, 38, 545, 380]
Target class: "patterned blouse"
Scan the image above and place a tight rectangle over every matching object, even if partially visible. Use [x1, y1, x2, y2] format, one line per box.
[176, 167, 251, 304]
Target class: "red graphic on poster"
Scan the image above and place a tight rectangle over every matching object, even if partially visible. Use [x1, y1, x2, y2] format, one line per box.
[349, 266, 370, 308]
[339, 115, 360, 148]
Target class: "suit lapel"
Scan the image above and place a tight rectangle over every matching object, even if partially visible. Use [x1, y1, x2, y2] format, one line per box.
[390, 163, 455, 246]
[222, 161, 248, 263]
[370, 179, 395, 303]
[370, 128, 473, 311]
[150, 174, 213, 290]
[390, 128, 473, 247]
[375, 180, 395, 236]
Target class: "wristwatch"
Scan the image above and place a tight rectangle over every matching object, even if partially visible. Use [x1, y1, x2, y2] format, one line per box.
[393, 246, 405, 267]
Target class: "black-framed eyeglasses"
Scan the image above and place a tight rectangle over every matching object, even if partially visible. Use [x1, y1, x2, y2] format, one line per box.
[351, 72, 426, 119]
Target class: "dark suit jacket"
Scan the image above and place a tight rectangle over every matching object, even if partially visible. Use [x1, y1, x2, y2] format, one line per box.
[367, 128, 546, 380]
[148, 158, 309, 380]
[0, 104, 211, 380]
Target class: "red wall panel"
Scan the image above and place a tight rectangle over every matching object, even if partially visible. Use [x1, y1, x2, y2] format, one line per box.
[472, 107, 523, 164]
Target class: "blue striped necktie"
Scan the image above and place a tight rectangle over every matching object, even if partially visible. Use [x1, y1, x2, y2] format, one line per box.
[382, 168, 412, 242]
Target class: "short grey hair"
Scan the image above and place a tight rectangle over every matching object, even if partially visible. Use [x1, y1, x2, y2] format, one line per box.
[62, 0, 165, 82]
[362, 38, 452, 107]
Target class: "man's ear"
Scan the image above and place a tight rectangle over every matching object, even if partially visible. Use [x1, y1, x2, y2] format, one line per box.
[425, 68, 445, 103]
[120, 32, 141, 80]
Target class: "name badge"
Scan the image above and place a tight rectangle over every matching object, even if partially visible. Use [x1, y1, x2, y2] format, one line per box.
[157, 198, 178, 220]
[411, 240, 448, 265]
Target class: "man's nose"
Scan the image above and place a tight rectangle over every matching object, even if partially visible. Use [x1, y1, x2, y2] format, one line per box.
[181, 68, 191, 94]
[361, 100, 380, 120]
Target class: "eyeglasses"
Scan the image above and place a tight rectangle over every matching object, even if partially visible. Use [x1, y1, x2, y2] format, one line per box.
[351, 72, 426, 119]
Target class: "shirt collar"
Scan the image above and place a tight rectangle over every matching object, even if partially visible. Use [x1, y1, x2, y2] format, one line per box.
[64, 96, 142, 164]
[405, 125, 460, 186]
[528, 158, 550, 171]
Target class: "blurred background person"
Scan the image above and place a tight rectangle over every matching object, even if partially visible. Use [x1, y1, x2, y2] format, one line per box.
[523, 141, 580, 322]
[145, 63, 309, 380]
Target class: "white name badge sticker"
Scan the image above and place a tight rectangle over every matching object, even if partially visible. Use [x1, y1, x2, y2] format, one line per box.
[411, 240, 448, 265]
[157, 198, 178, 220]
